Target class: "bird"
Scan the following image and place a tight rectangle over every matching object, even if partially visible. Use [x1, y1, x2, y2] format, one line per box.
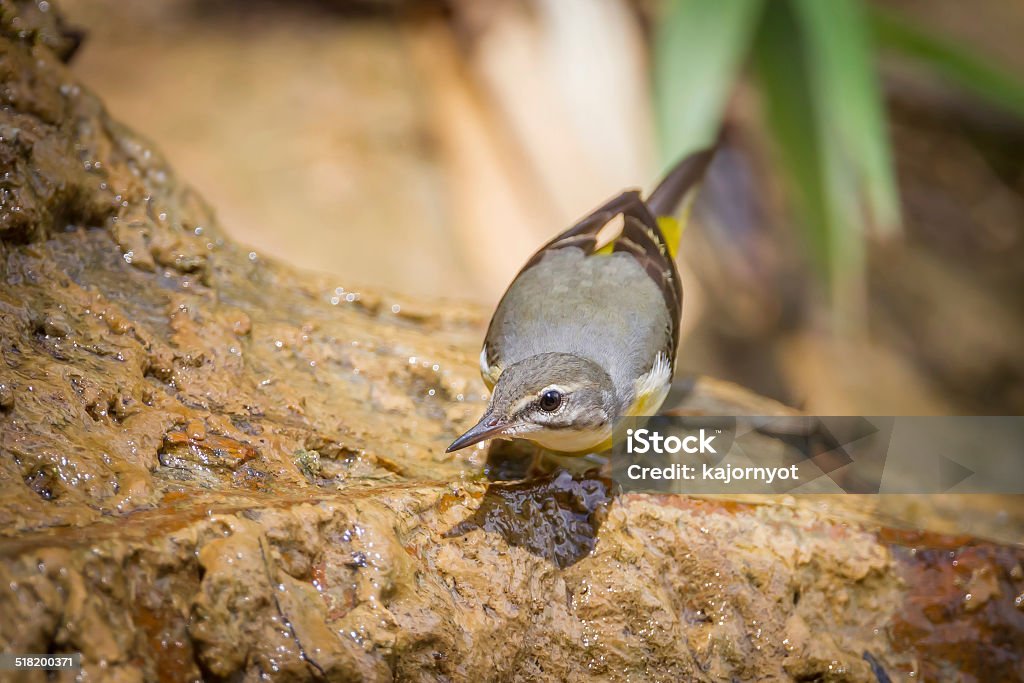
[446, 148, 715, 455]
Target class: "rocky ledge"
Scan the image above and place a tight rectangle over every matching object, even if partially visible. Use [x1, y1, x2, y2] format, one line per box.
[1, 2, 1021, 681]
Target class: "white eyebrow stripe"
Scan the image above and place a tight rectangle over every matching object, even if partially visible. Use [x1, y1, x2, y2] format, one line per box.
[512, 386, 565, 415]
[510, 385, 571, 417]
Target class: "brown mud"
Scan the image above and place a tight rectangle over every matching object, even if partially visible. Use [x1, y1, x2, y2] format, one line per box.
[1, 3, 1022, 681]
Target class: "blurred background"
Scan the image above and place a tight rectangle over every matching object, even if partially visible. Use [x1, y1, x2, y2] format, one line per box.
[59, 0, 1024, 417]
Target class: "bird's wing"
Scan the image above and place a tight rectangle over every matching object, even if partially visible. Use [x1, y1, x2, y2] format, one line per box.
[518, 190, 644, 265]
[610, 204, 682, 365]
[482, 191, 681, 381]
[481, 148, 714, 387]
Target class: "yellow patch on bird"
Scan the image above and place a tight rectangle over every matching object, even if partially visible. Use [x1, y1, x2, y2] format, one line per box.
[657, 187, 698, 259]
[589, 210, 690, 260]
[625, 384, 670, 417]
[656, 216, 682, 260]
[626, 352, 672, 417]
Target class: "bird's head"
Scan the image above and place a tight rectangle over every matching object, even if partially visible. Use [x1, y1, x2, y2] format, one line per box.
[446, 352, 618, 453]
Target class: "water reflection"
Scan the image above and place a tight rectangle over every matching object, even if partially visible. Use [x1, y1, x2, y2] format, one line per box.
[445, 455, 616, 569]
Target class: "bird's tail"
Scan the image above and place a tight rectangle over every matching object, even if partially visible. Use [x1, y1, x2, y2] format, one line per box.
[645, 148, 716, 259]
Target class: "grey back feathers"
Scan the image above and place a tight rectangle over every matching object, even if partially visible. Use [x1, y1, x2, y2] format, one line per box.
[483, 148, 713, 419]
[485, 244, 673, 413]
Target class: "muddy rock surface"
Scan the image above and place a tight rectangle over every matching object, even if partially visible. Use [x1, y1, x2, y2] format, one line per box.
[1, 3, 1022, 681]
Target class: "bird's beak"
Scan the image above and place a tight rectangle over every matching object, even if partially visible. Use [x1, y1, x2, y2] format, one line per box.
[446, 414, 509, 453]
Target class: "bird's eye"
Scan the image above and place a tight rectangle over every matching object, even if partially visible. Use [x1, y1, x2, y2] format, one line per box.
[539, 389, 562, 412]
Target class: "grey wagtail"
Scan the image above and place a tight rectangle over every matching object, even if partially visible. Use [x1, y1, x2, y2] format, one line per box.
[447, 148, 715, 455]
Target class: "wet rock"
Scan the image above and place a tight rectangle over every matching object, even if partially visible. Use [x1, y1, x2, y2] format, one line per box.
[0, 3, 1021, 681]
[444, 469, 615, 569]
[0, 382, 14, 410]
[158, 430, 258, 472]
[293, 448, 323, 481]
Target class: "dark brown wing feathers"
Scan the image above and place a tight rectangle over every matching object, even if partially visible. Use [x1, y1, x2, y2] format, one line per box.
[611, 198, 683, 363]
[519, 191, 644, 269]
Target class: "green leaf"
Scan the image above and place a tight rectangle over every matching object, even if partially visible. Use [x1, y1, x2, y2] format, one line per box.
[869, 6, 1024, 120]
[754, 1, 882, 326]
[751, 1, 832, 274]
[653, 0, 766, 169]
[790, 0, 901, 239]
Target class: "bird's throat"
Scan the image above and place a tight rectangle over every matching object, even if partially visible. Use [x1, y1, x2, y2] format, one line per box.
[526, 424, 614, 455]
